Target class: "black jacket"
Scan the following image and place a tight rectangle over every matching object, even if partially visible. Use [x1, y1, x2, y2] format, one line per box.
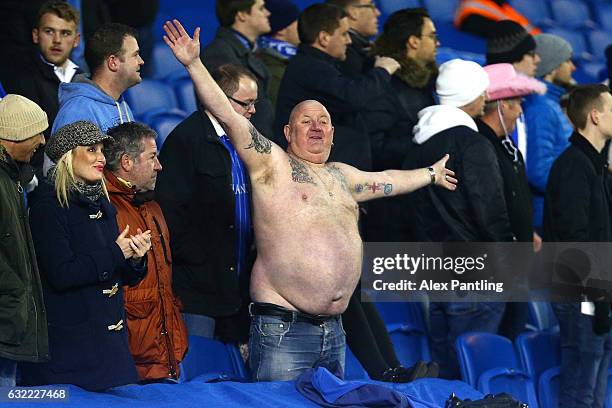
[4, 51, 81, 176]
[0, 146, 48, 364]
[275, 44, 391, 171]
[201, 27, 274, 139]
[402, 124, 513, 242]
[476, 119, 533, 242]
[155, 108, 254, 319]
[544, 132, 612, 243]
[338, 31, 374, 78]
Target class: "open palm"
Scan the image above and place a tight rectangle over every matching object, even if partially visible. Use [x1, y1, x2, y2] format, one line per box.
[163, 19, 201, 66]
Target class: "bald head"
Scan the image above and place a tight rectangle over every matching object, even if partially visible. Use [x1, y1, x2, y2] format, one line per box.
[284, 100, 334, 164]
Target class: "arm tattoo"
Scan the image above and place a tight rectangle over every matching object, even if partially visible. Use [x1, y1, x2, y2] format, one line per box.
[354, 182, 393, 195]
[327, 165, 349, 192]
[245, 123, 272, 154]
[289, 156, 316, 184]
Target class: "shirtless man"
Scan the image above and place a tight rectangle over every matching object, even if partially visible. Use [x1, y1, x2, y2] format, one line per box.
[162, 20, 457, 381]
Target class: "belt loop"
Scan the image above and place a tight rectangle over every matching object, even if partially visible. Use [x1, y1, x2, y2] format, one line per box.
[290, 310, 298, 324]
[248, 302, 254, 317]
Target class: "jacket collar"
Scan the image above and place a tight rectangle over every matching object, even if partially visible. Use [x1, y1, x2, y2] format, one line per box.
[475, 118, 499, 143]
[348, 30, 372, 54]
[297, 44, 339, 65]
[570, 131, 607, 174]
[542, 80, 567, 102]
[216, 27, 253, 55]
[105, 169, 136, 199]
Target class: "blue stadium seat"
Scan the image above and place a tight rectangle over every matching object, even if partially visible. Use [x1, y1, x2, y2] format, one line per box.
[422, 0, 460, 23]
[588, 30, 612, 61]
[526, 301, 559, 332]
[387, 323, 431, 367]
[146, 109, 187, 148]
[437, 21, 486, 54]
[179, 335, 248, 382]
[344, 346, 370, 380]
[374, 301, 427, 330]
[456, 332, 521, 388]
[594, 3, 612, 30]
[455, 50, 486, 65]
[151, 42, 185, 80]
[173, 78, 197, 114]
[538, 366, 560, 408]
[508, 0, 554, 27]
[515, 331, 560, 393]
[478, 367, 539, 407]
[436, 47, 459, 65]
[545, 28, 591, 62]
[154, 6, 219, 47]
[580, 62, 607, 82]
[550, 0, 596, 29]
[379, 0, 422, 18]
[124, 79, 179, 120]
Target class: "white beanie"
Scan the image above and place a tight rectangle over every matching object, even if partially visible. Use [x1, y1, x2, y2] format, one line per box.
[436, 59, 490, 107]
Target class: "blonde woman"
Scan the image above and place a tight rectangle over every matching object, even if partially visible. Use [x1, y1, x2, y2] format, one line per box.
[20, 121, 151, 391]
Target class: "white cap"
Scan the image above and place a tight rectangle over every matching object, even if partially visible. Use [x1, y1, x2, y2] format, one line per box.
[436, 59, 490, 107]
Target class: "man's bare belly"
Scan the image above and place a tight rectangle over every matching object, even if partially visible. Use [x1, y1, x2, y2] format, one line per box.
[250, 173, 362, 316]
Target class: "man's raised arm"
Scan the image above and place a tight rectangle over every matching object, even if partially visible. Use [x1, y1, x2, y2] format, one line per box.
[332, 154, 457, 203]
[162, 20, 278, 175]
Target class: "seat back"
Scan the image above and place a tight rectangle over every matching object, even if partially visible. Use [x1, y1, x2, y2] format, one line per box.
[379, 0, 422, 18]
[479, 367, 539, 408]
[179, 335, 248, 382]
[173, 78, 197, 114]
[124, 79, 179, 119]
[588, 30, 612, 61]
[509, 0, 553, 26]
[388, 324, 431, 367]
[151, 42, 185, 80]
[148, 110, 187, 149]
[550, 0, 595, 29]
[344, 346, 370, 380]
[526, 302, 559, 332]
[538, 367, 560, 408]
[422, 0, 460, 22]
[456, 332, 520, 388]
[516, 331, 560, 392]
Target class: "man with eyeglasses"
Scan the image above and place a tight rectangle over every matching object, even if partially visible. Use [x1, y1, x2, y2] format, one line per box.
[327, 0, 381, 77]
[3, 0, 81, 177]
[155, 64, 257, 348]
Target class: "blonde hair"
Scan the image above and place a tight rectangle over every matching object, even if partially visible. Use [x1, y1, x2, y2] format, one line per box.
[49, 148, 108, 208]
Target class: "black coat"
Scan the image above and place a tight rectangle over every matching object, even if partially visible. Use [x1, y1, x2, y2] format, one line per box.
[338, 31, 374, 78]
[155, 108, 254, 320]
[544, 132, 612, 243]
[476, 119, 534, 242]
[275, 45, 391, 171]
[0, 148, 48, 364]
[201, 27, 274, 139]
[402, 125, 513, 242]
[3, 51, 82, 176]
[20, 181, 143, 391]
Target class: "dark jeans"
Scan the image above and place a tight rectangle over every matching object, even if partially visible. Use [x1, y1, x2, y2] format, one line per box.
[553, 302, 612, 408]
[429, 301, 505, 379]
[248, 313, 345, 382]
[0, 357, 16, 386]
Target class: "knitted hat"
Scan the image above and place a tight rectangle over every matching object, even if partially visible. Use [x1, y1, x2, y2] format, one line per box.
[484, 63, 546, 101]
[486, 20, 536, 65]
[534, 34, 573, 78]
[46, 120, 113, 163]
[436, 59, 490, 107]
[266, 0, 299, 34]
[0, 94, 48, 141]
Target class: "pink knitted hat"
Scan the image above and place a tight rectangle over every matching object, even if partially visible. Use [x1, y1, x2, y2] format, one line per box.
[484, 63, 546, 101]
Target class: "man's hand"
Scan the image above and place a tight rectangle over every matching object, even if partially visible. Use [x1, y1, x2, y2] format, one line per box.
[163, 19, 201, 67]
[129, 228, 152, 260]
[374, 56, 401, 75]
[431, 154, 457, 191]
[116, 225, 135, 259]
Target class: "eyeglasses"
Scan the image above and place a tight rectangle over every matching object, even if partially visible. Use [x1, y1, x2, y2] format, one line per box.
[228, 96, 258, 110]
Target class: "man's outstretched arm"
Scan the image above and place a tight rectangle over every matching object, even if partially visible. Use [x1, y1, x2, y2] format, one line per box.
[162, 20, 279, 176]
[332, 154, 457, 203]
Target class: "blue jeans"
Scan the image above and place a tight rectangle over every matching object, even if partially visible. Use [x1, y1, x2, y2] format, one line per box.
[429, 302, 505, 379]
[0, 357, 17, 387]
[248, 313, 346, 382]
[182, 313, 216, 338]
[553, 302, 612, 408]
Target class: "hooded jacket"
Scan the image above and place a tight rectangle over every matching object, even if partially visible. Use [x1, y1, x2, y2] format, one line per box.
[0, 145, 49, 363]
[402, 105, 513, 242]
[52, 74, 133, 133]
[105, 170, 188, 382]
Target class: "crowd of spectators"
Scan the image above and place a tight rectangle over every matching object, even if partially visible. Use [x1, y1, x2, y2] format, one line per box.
[1, 1, 612, 407]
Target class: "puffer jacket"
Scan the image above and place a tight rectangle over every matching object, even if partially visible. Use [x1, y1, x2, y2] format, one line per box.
[105, 170, 188, 381]
[0, 145, 48, 363]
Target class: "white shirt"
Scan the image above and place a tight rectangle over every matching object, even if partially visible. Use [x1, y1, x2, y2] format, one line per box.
[40, 55, 79, 83]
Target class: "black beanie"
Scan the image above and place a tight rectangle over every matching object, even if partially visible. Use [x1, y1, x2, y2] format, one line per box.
[486, 20, 536, 65]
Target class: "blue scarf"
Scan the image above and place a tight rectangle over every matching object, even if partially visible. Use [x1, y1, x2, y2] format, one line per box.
[257, 36, 297, 60]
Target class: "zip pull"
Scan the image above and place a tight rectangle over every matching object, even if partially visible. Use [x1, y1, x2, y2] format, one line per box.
[16, 181, 23, 194]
